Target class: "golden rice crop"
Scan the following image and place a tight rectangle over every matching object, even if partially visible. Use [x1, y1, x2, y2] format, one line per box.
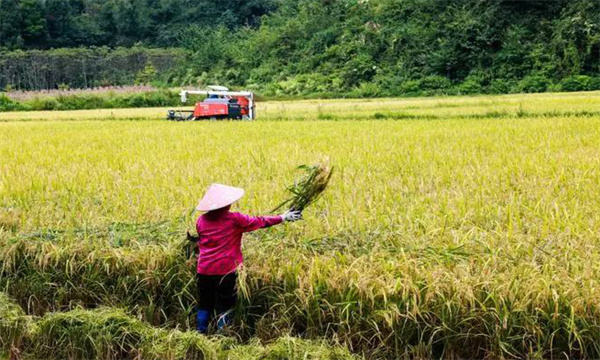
[1, 90, 600, 122]
[0, 293, 354, 360]
[273, 161, 333, 212]
[1, 91, 600, 358]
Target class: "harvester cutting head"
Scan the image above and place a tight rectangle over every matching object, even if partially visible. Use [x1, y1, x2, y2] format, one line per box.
[166, 86, 255, 121]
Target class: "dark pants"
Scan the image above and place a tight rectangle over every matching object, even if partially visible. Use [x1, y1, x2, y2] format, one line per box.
[196, 272, 238, 314]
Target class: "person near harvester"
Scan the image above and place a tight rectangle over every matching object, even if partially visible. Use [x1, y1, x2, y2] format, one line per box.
[192, 183, 302, 333]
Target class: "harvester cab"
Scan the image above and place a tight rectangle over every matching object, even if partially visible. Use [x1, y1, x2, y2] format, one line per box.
[166, 86, 255, 121]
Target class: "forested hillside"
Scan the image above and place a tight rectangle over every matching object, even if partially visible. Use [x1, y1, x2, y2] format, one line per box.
[1, 0, 599, 96]
[0, 0, 274, 48]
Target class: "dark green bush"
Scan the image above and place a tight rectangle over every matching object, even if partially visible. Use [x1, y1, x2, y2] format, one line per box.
[488, 79, 513, 94]
[516, 75, 551, 93]
[419, 76, 452, 91]
[560, 75, 593, 92]
[457, 78, 484, 94]
[398, 80, 421, 95]
[589, 77, 600, 90]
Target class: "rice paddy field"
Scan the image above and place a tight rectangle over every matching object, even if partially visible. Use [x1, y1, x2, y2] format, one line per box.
[1, 91, 600, 359]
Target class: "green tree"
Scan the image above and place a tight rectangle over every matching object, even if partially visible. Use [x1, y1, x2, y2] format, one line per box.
[0, 0, 23, 48]
[135, 63, 157, 84]
[19, 0, 48, 47]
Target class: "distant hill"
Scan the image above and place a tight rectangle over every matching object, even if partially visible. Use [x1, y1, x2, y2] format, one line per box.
[1, 0, 598, 96]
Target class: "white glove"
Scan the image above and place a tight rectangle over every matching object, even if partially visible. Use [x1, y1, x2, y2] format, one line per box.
[281, 210, 303, 222]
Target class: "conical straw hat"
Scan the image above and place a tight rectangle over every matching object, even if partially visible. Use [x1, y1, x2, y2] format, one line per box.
[196, 183, 245, 211]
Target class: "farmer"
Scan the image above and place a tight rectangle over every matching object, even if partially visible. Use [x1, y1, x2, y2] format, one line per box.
[193, 183, 302, 333]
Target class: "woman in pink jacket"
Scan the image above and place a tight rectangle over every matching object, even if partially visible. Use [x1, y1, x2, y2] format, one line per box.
[193, 183, 301, 333]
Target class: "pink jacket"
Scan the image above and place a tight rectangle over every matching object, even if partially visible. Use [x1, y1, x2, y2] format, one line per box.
[196, 209, 283, 275]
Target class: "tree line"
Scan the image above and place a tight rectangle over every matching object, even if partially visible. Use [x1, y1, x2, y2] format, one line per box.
[0, 47, 187, 90]
[1, 0, 599, 96]
[0, 0, 274, 49]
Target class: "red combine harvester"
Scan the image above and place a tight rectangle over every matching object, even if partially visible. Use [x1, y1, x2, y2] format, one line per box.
[166, 86, 255, 121]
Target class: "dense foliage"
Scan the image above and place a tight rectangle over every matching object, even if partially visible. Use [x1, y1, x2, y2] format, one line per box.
[0, 47, 188, 90]
[0, 0, 275, 49]
[1, 0, 599, 96]
[182, 0, 600, 96]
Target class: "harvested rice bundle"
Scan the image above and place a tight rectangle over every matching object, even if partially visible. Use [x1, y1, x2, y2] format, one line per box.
[273, 161, 334, 213]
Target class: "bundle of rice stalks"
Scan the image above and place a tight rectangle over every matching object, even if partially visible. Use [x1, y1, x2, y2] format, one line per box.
[0, 293, 30, 356]
[28, 307, 218, 360]
[273, 161, 334, 213]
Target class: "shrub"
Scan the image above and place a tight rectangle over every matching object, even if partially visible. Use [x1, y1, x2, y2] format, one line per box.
[0, 93, 24, 111]
[372, 73, 404, 96]
[588, 77, 600, 91]
[419, 76, 452, 91]
[457, 79, 483, 94]
[560, 75, 592, 92]
[488, 79, 513, 94]
[352, 82, 382, 98]
[1, 89, 181, 112]
[28, 97, 60, 110]
[516, 75, 551, 93]
[398, 80, 421, 95]
[55, 95, 88, 110]
[457, 72, 487, 95]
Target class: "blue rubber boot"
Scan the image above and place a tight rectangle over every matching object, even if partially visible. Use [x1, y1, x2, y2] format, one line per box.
[196, 309, 211, 334]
